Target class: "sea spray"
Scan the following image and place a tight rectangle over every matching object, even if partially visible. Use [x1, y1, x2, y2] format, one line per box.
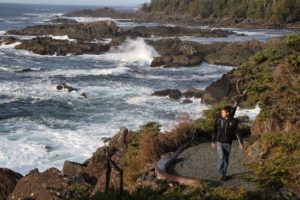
[105, 37, 159, 66]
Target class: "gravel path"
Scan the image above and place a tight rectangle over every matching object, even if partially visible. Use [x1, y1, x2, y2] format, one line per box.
[168, 141, 257, 191]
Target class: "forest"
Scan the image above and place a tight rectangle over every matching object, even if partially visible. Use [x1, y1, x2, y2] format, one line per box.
[141, 0, 300, 23]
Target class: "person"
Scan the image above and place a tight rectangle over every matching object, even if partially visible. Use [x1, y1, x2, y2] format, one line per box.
[211, 106, 244, 181]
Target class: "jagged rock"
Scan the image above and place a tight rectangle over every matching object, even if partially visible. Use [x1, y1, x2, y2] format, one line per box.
[152, 89, 182, 100]
[8, 168, 89, 200]
[7, 21, 119, 40]
[202, 72, 240, 104]
[63, 161, 85, 177]
[0, 36, 19, 45]
[0, 168, 22, 200]
[183, 87, 204, 98]
[15, 37, 110, 56]
[205, 40, 263, 66]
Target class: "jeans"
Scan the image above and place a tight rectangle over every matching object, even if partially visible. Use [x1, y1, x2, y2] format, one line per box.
[216, 142, 232, 177]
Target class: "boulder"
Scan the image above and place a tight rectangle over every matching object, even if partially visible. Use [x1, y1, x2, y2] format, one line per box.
[151, 55, 203, 68]
[151, 89, 182, 100]
[182, 99, 193, 104]
[183, 87, 204, 98]
[202, 72, 240, 104]
[8, 168, 89, 200]
[0, 168, 22, 200]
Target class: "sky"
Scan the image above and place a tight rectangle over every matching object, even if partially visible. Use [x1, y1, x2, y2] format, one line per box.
[0, 0, 149, 6]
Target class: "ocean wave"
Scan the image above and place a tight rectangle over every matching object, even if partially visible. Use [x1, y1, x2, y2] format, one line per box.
[0, 119, 103, 175]
[44, 66, 130, 77]
[102, 37, 159, 66]
[0, 30, 5, 36]
[0, 42, 22, 49]
[64, 16, 114, 23]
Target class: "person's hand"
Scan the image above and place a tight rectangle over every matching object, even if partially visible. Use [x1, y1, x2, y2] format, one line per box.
[239, 144, 244, 150]
[211, 143, 216, 150]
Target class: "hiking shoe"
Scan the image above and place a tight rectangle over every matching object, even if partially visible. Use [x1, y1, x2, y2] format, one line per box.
[219, 176, 226, 181]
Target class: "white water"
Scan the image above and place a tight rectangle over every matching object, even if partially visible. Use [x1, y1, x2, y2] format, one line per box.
[104, 37, 159, 66]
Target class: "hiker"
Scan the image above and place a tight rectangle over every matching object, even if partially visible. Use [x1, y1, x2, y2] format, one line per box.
[211, 106, 244, 181]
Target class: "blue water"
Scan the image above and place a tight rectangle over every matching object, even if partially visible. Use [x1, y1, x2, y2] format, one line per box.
[0, 3, 298, 175]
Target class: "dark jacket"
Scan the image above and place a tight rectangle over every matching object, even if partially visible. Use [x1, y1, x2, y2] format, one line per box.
[212, 116, 243, 145]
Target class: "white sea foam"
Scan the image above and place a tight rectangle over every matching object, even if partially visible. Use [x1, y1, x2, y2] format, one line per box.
[64, 16, 114, 23]
[102, 37, 159, 66]
[0, 42, 21, 49]
[42, 35, 77, 42]
[0, 30, 5, 36]
[0, 119, 103, 175]
[235, 105, 261, 121]
[44, 66, 129, 77]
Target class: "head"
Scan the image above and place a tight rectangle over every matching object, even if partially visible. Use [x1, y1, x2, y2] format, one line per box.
[221, 106, 231, 119]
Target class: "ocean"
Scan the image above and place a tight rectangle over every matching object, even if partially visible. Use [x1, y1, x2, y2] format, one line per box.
[0, 3, 297, 175]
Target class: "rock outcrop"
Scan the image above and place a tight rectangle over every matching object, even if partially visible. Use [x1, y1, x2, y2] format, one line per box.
[0, 36, 19, 45]
[152, 89, 182, 100]
[15, 37, 110, 56]
[8, 128, 132, 200]
[148, 38, 262, 68]
[205, 40, 263, 66]
[0, 168, 22, 200]
[7, 21, 119, 41]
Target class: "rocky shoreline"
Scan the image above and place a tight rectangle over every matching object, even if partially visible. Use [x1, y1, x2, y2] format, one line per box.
[1, 6, 300, 200]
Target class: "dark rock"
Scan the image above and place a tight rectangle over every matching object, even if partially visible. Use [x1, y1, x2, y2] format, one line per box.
[152, 89, 182, 100]
[15, 37, 110, 56]
[151, 55, 203, 68]
[202, 72, 239, 104]
[46, 18, 78, 24]
[0, 36, 19, 45]
[0, 168, 23, 200]
[237, 115, 251, 124]
[14, 68, 34, 73]
[183, 87, 204, 98]
[182, 99, 193, 104]
[130, 25, 232, 37]
[7, 21, 119, 41]
[56, 83, 78, 92]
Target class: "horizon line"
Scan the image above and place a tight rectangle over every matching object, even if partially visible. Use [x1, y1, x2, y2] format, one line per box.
[0, 2, 142, 7]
